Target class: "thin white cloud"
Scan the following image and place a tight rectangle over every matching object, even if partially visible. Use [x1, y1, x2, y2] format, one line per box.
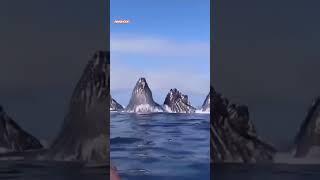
[111, 34, 209, 58]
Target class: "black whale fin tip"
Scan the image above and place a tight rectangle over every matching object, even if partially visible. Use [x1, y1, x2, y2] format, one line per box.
[93, 50, 107, 57]
[138, 77, 147, 83]
[169, 88, 178, 94]
[92, 50, 109, 64]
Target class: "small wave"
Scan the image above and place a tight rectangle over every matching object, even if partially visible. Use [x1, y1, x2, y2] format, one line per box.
[111, 137, 142, 144]
[195, 110, 210, 114]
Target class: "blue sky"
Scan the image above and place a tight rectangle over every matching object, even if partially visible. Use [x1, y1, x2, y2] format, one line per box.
[111, 0, 210, 107]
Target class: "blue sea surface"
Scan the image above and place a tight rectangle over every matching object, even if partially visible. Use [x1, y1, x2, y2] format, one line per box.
[110, 112, 210, 180]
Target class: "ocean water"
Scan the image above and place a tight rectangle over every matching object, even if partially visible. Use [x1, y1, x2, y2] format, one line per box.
[213, 164, 320, 180]
[0, 161, 107, 180]
[110, 112, 210, 180]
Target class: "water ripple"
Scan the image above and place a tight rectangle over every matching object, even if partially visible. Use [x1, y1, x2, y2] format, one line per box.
[111, 113, 210, 179]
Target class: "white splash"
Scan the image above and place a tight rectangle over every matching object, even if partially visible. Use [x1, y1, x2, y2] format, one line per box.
[127, 104, 164, 113]
[195, 109, 210, 114]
